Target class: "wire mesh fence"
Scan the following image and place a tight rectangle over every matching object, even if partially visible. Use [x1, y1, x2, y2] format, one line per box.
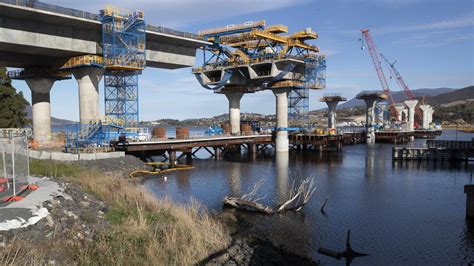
[0, 129, 31, 202]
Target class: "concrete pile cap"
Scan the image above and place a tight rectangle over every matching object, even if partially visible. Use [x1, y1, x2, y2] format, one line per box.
[356, 90, 388, 100]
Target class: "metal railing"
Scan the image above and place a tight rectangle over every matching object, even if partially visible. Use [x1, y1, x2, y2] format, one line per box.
[0, 0, 201, 40]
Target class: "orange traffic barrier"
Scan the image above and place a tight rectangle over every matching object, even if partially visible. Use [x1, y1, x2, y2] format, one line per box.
[20, 184, 39, 191]
[2, 196, 24, 202]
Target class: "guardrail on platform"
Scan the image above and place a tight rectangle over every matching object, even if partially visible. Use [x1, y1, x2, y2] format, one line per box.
[0, 0, 200, 40]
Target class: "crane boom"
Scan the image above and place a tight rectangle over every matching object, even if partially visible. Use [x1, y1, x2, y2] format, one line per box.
[360, 29, 399, 120]
[380, 53, 423, 124]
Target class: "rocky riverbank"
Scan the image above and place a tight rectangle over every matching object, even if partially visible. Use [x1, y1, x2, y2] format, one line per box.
[1, 155, 316, 265]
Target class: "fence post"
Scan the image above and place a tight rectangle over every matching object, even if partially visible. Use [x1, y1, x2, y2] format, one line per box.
[1, 140, 8, 190]
[10, 132, 16, 196]
[25, 133, 30, 179]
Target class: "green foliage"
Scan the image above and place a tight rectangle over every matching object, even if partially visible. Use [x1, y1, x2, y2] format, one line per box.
[29, 159, 85, 178]
[0, 67, 30, 128]
[434, 103, 474, 124]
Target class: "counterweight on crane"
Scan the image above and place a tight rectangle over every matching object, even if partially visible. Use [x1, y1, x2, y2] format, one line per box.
[360, 29, 398, 120]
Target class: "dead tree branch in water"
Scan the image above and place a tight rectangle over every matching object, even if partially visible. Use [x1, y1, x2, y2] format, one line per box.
[223, 176, 317, 214]
[276, 176, 316, 212]
[223, 179, 274, 214]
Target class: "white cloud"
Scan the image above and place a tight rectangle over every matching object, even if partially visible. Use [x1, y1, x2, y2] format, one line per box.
[393, 30, 474, 48]
[374, 12, 474, 34]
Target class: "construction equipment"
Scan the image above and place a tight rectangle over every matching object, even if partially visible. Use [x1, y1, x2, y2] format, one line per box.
[100, 5, 146, 127]
[360, 29, 398, 121]
[196, 21, 326, 127]
[380, 53, 423, 126]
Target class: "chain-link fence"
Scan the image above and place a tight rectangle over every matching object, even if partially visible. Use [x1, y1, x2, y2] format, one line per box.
[0, 129, 32, 202]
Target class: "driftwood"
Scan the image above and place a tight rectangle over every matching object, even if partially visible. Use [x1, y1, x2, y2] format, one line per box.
[223, 197, 274, 214]
[276, 176, 316, 212]
[223, 176, 317, 214]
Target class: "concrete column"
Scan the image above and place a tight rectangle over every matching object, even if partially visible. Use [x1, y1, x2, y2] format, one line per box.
[404, 100, 418, 131]
[25, 78, 55, 143]
[325, 100, 339, 129]
[363, 98, 377, 143]
[71, 67, 105, 125]
[224, 92, 243, 135]
[428, 108, 434, 125]
[419, 104, 431, 129]
[273, 88, 290, 152]
[395, 106, 405, 122]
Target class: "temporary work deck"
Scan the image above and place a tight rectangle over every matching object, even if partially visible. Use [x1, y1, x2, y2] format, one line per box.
[114, 134, 272, 157]
[393, 140, 474, 162]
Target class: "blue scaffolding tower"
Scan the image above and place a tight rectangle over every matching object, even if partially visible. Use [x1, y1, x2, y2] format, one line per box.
[288, 55, 326, 127]
[100, 6, 146, 126]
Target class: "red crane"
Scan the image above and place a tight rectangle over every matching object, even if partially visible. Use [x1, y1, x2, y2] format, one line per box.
[380, 53, 423, 125]
[360, 29, 399, 120]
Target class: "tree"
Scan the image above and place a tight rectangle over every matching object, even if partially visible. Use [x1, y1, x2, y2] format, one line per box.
[0, 67, 30, 128]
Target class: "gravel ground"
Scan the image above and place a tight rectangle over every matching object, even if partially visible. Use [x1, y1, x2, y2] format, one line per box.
[73, 155, 151, 175]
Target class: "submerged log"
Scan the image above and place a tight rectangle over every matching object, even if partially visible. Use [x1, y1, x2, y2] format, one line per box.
[223, 196, 274, 214]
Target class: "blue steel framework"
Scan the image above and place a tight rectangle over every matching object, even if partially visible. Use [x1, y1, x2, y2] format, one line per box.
[100, 7, 146, 126]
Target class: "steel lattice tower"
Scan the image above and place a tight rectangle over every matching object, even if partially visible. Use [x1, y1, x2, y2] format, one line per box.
[100, 6, 146, 126]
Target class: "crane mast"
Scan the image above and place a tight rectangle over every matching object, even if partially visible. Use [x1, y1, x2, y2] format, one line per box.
[380, 53, 423, 124]
[360, 29, 399, 120]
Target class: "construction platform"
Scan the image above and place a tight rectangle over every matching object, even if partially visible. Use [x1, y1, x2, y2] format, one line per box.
[375, 130, 441, 144]
[290, 132, 366, 151]
[393, 140, 474, 162]
[113, 132, 369, 161]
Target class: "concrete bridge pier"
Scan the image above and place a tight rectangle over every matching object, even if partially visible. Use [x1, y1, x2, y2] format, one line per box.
[273, 88, 291, 153]
[419, 104, 431, 129]
[428, 107, 434, 126]
[395, 105, 406, 122]
[356, 91, 388, 144]
[224, 92, 243, 135]
[404, 100, 418, 131]
[71, 67, 105, 125]
[363, 98, 377, 144]
[25, 78, 55, 143]
[320, 95, 346, 130]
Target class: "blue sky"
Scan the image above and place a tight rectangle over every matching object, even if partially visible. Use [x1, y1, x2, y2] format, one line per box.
[12, 0, 474, 121]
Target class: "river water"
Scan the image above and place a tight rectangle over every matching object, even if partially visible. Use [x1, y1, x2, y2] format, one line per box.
[144, 130, 474, 265]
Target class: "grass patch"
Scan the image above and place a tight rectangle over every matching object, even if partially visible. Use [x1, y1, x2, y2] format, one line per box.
[11, 159, 230, 265]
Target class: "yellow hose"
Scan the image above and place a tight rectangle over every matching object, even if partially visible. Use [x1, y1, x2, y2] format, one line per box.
[129, 164, 195, 178]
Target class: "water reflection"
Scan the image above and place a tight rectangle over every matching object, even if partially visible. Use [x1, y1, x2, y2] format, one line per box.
[276, 152, 289, 202]
[144, 130, 474, 264]
[227, 162, 241, 196]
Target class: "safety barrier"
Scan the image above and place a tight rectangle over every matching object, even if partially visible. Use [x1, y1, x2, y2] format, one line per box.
[0, 129, 33, 203]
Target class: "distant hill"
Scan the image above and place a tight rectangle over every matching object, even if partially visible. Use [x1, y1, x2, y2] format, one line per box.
[338, 87, 459, 109]
[25, 106, 75, 125]
[427, 86, 474, 106]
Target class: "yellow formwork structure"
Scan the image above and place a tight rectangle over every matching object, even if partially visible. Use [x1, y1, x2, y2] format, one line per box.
[61, 55, 104, 69]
